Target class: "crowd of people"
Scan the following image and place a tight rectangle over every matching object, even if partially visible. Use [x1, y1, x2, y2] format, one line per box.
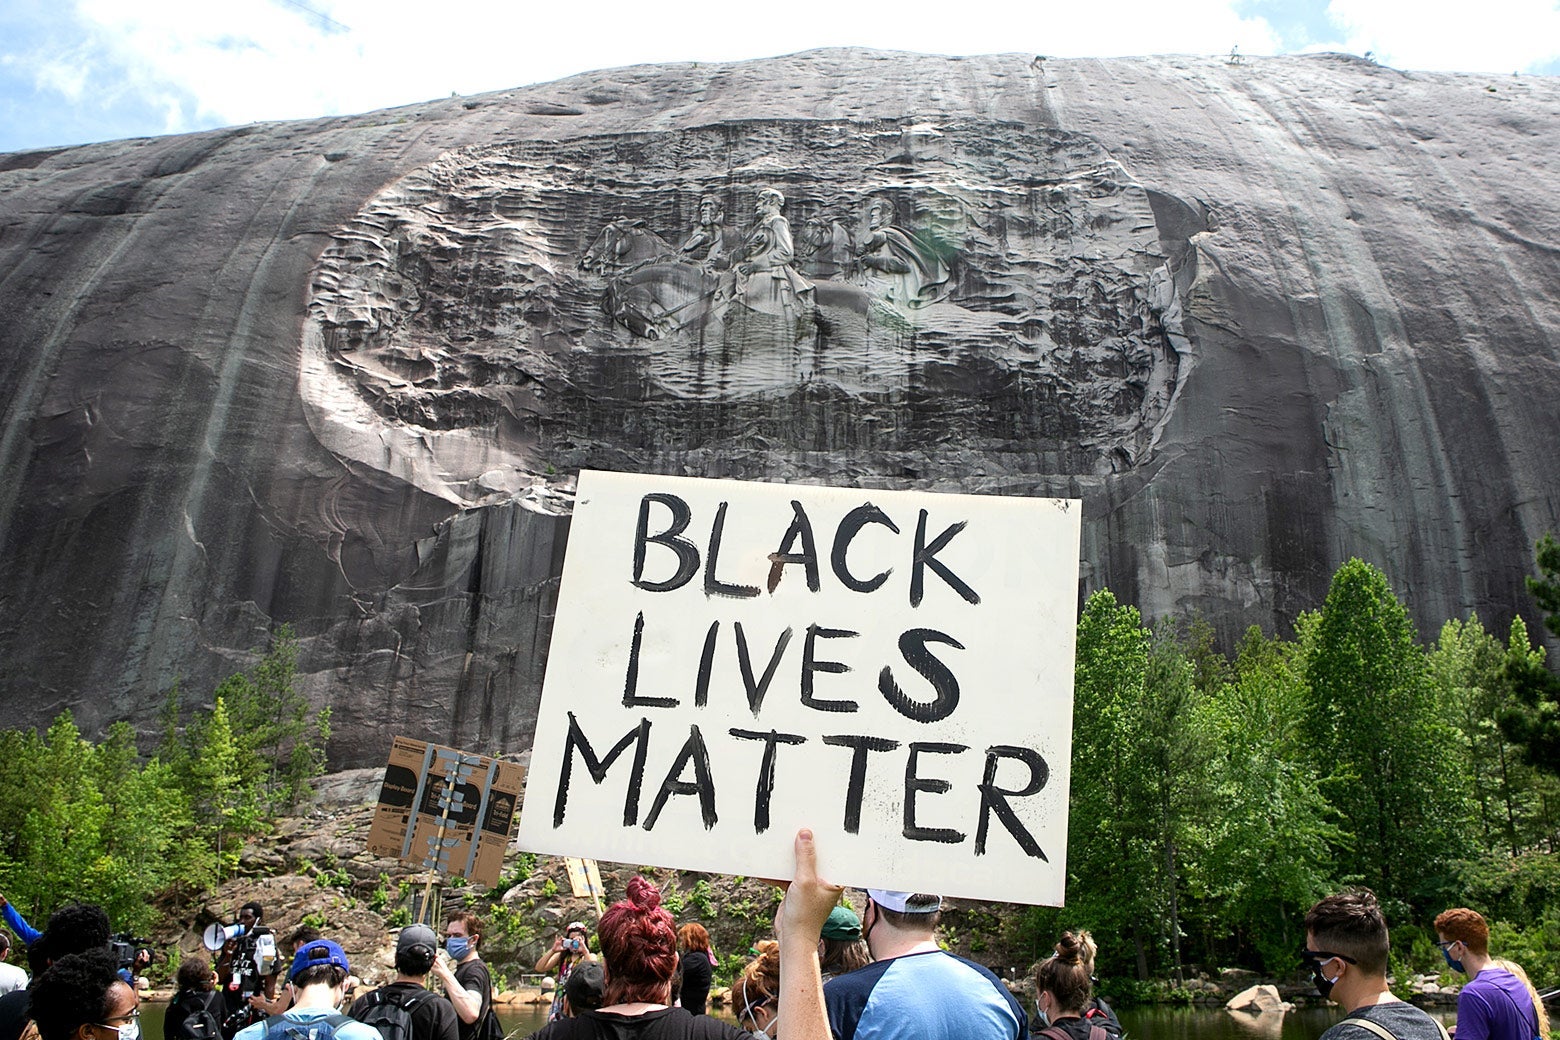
[0, 831, 1551, 1040]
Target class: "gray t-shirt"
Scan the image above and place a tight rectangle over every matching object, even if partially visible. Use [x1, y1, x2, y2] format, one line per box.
[1321, 1001, 1449, 1040]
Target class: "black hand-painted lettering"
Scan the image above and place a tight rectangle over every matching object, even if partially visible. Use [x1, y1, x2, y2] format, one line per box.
[731, 728, 808, 833]
[705, 501, 760, 599]
[555, 713, 651, 828]
[767, 500, 821, 593]
[903, 741, 968, 844]
[693, 620, 719, 708]
[822, 734, 900, 833]
[910, 510, 980, 607]
[878, 628, 965, 722]
[831, 503, 899, 594]
[623, 612, 678, 708]
[976, 745, 1049, 859]
[632, 493, 699, 592]
[801, 624, 859, 713]
[735, 622, 794, 716]
[643, 725, 718, 831]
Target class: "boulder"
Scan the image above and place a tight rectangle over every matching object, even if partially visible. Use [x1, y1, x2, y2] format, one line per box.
[1226, 984, 1294, 1013]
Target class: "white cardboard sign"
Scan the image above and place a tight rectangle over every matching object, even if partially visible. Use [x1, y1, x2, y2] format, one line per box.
[517, 471, 1081, 906]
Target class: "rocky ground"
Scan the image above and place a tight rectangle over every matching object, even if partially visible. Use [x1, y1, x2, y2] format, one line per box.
[139, 770, 1461, 1012]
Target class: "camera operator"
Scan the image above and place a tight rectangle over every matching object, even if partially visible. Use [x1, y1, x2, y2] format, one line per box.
[534, 923, 595, 1022]
[213, 904, 280, 1040]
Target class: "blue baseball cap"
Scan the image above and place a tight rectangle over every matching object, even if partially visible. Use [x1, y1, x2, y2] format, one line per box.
[290, 939, 351, 981]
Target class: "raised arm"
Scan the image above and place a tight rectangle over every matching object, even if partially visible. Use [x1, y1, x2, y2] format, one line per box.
[777, 830, 844, 1040]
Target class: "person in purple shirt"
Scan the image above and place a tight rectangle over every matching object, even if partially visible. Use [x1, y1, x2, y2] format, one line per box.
[1433, 908, 1541, 1040]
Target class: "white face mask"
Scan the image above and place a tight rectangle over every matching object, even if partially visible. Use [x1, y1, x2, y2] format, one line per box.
[98, 1015, 141, 1040]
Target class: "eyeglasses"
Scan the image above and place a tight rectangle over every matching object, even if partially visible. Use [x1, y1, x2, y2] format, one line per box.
[1435, 940, 1458, 951]
[1298, 948, 1358, 966]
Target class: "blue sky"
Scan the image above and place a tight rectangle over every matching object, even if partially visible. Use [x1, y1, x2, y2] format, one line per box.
[1, 0, 1557, 153]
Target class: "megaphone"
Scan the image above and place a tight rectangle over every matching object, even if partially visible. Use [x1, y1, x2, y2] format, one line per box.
[203, 922, 247, 951]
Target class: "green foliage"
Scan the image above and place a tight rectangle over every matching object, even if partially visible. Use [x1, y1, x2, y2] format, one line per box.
[0, 624, 330, 927]
[689, 879, 716, 917]
[1497, 613, 1560, 778]
[1302, 559, 1471, 904]
[1527, 533, 1560, 639]
[540, 877, 558, 898]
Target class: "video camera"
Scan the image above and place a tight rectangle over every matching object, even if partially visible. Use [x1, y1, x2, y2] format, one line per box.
[108, 933, 153, 974]
[203, 921, 278, 995]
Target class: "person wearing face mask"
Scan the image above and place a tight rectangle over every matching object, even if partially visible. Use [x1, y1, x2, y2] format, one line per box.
[734, 942, 780, 1040]
[1302, 891, 1450, 1040]
[1432, 909, 1542, 1040]
[1032, 933, 1107, 1040]
[0, 903, 114, 1040]
[233, 941, 378, 1040]
[27, 951, 137, 1040]
[429, 914, 491, 1040]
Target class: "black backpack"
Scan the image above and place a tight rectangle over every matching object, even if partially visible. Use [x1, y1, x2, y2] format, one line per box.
[172, 993, 223, 1040]
[352, 989, 428, 1040]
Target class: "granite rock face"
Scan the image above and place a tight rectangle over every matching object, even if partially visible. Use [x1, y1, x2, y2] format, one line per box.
[0, 50, 1555, 765]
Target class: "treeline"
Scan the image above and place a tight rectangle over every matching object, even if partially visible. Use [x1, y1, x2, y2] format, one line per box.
[0, 627, 328, 934]
[1032, 548, 1560, 992]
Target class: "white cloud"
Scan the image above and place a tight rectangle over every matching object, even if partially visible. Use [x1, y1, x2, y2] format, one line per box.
[0, 0, 1553, 150]
[1325, 0, 1560, 72]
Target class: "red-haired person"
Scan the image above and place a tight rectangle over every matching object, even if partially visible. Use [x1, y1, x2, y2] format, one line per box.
[524, 879, 746, 1040]
[676, 926, 714, 1017]
[432, 912, 491, 1040]
[1434, 908, 1542, 1040]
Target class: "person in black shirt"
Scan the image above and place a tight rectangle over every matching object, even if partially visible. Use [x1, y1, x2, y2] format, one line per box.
[674, 926, 713, 1017]
[431, 913, 490, 1040]
[349, 924, 458, 1040]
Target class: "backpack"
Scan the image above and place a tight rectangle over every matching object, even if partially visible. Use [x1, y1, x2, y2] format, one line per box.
[353, 990, 429, 1040]
[262, 1013, 357, 1040]
[172, 993, 224, 1040]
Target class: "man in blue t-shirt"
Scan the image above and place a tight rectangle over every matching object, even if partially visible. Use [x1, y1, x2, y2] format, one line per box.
[823, 890, 1025, 1040]
[1433, 908, 1541, 1040]
[235, 940, 380, 1040]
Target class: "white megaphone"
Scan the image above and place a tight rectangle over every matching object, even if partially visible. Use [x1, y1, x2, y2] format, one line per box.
[203, 922, 247, 951]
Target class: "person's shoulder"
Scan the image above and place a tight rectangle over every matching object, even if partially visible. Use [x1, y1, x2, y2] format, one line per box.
[1336, 1000, 1447, 1040]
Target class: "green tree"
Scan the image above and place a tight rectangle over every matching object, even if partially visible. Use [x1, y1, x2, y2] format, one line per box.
[1527, 533, 1560, 638]
[1189, 625, 1337, 972]
[1429, 616, 1550, 856]
[1302, 559, 1470, 906]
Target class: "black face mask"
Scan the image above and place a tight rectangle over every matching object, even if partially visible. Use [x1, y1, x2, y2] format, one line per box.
[1299, 948, 1353, 1001]
[1310, 960, 1338, 1000]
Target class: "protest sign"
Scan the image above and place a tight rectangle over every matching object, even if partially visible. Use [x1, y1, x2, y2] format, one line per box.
[517, 472, 1081, 905]
[367, 737, 525, 887]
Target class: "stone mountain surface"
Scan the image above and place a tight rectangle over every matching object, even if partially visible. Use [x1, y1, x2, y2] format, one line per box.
[0, 50, 1556, 765]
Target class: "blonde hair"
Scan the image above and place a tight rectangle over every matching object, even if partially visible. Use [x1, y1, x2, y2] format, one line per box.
[1493, 959, 1549, 1040]
[735, 941, 781, 1029]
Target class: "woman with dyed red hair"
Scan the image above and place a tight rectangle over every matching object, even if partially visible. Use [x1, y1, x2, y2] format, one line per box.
[524, 878, 747, 1040]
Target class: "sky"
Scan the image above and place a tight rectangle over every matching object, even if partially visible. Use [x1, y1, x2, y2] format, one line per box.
[1, 0, 1557, 154]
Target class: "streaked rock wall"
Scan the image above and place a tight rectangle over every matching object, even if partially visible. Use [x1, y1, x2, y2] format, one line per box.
[0, 50, 1555, 764]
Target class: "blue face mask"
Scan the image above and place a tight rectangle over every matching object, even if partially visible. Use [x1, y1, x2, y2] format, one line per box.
[446, 937, 470, 959]
[1442, 945, 1464, 973]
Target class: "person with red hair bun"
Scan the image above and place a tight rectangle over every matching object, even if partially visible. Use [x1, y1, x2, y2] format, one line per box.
[523, 877, 747, 1040]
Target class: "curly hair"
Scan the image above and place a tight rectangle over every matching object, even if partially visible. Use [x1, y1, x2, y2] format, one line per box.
[43, 903, 113, 960]
[1305, 889, 1389, 974]
[1034, 931, 1093, 1015]
[30, 950, 125, 1040]
[176, 956, 214, 993]
[597, 876, 677, 1005]
[734, 941, 780, 1030]
[1433, 908, 1491, 955]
